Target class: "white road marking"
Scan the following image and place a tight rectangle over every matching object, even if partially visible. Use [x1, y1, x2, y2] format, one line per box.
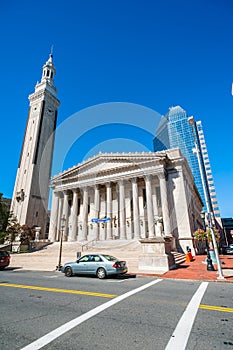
[21, 279, 163, 350]
[165, 281, 209, 350]
[107, 279, 135, 283]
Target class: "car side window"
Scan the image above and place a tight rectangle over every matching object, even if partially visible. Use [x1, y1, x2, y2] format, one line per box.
[88, 255, 95, 262]
[94, 255, 101, 262]
[79, 255, 89, 263]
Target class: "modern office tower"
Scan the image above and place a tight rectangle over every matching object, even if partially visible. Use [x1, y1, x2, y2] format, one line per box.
[153, 105, 220, 217]
[195, 121, 220, 217]
[10, 54, 60, 236]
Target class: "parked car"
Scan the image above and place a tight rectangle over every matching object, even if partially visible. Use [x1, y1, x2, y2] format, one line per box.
[221, 244, 233, 255]
[61, 254, 128, 279]
[0, 251, 10, 269]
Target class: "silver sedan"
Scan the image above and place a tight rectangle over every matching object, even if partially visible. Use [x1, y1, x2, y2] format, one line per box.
[61, 254, 128, 279]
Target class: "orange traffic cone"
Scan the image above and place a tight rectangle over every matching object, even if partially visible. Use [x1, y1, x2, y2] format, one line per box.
[186, 251, 193, 262]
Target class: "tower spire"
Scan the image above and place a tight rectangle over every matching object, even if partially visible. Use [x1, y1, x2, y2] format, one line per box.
[40, 51, 56, 87]
[50, 44, 54, 57]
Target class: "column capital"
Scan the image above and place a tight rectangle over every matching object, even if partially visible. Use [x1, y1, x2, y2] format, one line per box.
[158, 170, 168, 181]
[144, 174, 152, 182]
[118, 179, 125, 186]
[106, 182, 112, 188]
[54, 190, 62, 197]
[131, 177, 138, 184]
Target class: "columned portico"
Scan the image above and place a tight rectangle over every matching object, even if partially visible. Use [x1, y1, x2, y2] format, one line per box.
[49, 150, 202, 255]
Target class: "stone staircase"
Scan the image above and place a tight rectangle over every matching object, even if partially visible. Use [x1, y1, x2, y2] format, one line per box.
[171, 251, 186, 265]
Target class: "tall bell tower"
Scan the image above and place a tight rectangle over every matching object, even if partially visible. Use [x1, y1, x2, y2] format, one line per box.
[11, 53, 60, 236]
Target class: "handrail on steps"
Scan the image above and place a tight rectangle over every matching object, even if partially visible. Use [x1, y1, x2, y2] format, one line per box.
[81, 238, 98, 252]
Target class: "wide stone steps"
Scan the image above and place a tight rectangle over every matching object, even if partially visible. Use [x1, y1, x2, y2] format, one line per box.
[10, 240, 187, 273]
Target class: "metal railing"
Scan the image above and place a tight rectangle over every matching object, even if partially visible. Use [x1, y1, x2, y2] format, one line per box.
[81, 238, 98, 252]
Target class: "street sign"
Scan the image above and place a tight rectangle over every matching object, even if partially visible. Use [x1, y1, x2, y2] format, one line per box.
[91, 217, 111, 223]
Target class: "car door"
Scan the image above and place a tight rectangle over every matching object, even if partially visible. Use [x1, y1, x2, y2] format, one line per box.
[85, 255, 98, 274]
[73, 255, 90, 274]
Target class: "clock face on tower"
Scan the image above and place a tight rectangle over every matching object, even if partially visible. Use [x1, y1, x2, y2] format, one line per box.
[46, 107, 54, 115]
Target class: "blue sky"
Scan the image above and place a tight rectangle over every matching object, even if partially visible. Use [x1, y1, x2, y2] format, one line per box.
[1, 0, 233, 217]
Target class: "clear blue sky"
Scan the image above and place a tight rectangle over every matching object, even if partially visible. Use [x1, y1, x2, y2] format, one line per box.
[1, 0, 233, 217]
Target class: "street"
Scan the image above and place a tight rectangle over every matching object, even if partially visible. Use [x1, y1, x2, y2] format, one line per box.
[0, 270, 233, 350]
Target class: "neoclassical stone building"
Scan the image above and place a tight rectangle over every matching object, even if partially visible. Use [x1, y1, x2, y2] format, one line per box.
[48, 148, 203, 254]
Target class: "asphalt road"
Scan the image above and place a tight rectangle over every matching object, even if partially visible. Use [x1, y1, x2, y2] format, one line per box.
[0, 270, 233, 350]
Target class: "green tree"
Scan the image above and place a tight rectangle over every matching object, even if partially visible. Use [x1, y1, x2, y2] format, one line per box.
[0, 193, 10, 231]
[0, 193, 10, 243]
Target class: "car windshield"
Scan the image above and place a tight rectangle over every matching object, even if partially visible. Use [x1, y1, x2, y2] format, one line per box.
[102, 255, 117, 261]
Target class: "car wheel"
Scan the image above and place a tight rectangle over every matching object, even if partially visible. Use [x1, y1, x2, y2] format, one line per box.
[65, 266, 73, 277]
[97, 267, 106, 279]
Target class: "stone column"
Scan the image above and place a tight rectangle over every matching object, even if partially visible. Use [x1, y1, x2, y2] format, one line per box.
[48, 191, 59, 242]
[82, 187, 88, 240]
[132, 178, 140, 239]
[70, 190, 78, 241]
[158, 172, 172, 236]
[62, 190, 69, 241]
[106, 182, 112, 239]
[57, 194, 63, 241]
[119, 180, 126, 239]
[145, 175, 155, 238]
[94, 185, 100, 240]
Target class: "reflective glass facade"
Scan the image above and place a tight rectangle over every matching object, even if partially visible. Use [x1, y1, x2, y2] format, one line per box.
[154, 106, 209, 213]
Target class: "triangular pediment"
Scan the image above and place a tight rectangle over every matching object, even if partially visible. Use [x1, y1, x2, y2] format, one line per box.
[51, 151, 171, 186]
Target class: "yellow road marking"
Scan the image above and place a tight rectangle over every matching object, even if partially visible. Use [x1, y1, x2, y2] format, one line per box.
[200, 304, 233, 313]
[0, 283, 117, 298]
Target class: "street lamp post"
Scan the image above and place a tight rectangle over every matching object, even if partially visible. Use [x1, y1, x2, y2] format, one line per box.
[188, 116, 224, 279]
[201, 212, 214, 271]
[56, 215, 66, 271]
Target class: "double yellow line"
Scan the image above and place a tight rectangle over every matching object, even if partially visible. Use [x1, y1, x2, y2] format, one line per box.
[1, 283, 233, 312]
[199, 304, 233, 313]
[0, 282, 117, 299]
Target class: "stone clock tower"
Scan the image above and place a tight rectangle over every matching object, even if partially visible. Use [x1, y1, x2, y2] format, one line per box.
[10, 54, 60, 236]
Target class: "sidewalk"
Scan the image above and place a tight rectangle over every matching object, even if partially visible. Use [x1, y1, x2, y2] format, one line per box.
[158, 254, 233, 282]
[7, 249, 233, 282]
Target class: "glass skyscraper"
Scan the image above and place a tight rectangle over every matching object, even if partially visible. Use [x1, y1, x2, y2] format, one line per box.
[153, 105, 220, 217]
